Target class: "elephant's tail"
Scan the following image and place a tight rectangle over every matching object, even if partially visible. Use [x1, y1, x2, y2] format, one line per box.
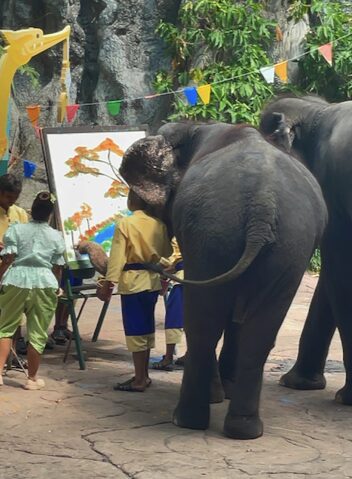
[144, 233, 273, 287]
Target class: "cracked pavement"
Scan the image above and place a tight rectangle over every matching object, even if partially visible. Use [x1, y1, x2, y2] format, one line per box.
[1, 273, 352, 478]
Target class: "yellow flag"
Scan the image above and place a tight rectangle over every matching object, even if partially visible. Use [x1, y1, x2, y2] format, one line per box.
[197, 84, 211, 104]
[274, 61, 288, 83]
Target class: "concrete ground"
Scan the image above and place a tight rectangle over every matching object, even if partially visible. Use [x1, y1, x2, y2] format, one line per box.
[1, 273, 351, 479]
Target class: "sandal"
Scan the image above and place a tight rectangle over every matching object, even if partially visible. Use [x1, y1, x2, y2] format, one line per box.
[113, 376, 152, 392]
[152, 359, 174, 371]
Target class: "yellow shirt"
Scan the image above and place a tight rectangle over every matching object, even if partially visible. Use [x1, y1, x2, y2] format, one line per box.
[0, 204, 28, 242]
[160, 237, 184, 280]
[106, 210, 172, 294]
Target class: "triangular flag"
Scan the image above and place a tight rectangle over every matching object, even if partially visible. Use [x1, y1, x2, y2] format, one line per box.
[275, 61, 288, 83]
[26, 105, 40, 126]
[318, 43, 332, 66]
[0, 160, 9, 176]
[23, 160, 37, 178]
[197, 84, 211, 104]
[107, 100, 122, 116]
[260, 66, 275, 84]
[6, 101, 11, 138]
[66, 104, 80, 123]
[183, 87, 198, 106]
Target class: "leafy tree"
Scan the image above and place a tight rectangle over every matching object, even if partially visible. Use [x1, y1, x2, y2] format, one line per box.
[154, 0, 276, 124]
[291, 0, 352, 101]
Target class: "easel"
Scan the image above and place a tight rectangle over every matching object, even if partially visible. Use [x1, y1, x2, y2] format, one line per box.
[60, 264, 114, 370]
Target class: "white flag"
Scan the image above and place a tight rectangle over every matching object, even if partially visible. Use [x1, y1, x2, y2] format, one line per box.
[260, 66, 275, 84]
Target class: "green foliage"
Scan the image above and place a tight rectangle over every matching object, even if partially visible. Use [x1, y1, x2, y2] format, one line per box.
[308, 249, 321, 273]
[296, 0, 352, 101]
[154, 0, 276, 124]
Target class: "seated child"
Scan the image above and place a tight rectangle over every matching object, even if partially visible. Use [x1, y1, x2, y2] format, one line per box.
[0, 191, 65, 390]
[97, 189, 172, 392]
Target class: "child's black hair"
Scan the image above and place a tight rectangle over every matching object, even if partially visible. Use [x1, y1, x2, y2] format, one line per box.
[31, 191, 54, 222]
[0, 173, 22, 194]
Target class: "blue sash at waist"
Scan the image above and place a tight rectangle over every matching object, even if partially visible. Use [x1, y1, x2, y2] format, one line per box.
[123, 263, 148, 271]
[175, 261, 184, 272]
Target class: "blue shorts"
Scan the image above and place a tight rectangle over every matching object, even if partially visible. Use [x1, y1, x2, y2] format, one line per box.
[165, 285, 183, 329]
[121, 291, 159, 336]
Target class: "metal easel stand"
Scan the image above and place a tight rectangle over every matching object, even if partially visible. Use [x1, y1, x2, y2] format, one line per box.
[6, 346, 28, 378]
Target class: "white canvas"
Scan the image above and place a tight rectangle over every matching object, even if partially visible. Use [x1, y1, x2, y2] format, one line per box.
[42, 127, 146, 268]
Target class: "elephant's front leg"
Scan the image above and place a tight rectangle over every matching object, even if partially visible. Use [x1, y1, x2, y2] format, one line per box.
[173, 286, 226, 430]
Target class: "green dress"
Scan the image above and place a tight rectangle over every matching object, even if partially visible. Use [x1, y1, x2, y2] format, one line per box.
[1, 220, 65, 289]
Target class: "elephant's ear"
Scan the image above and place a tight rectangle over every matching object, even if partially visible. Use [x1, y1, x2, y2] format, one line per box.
[119, 135, 176, 206]
[268, 112, 295, 152]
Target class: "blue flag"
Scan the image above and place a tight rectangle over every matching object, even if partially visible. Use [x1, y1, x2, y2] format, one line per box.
[183, 87, 198, 106]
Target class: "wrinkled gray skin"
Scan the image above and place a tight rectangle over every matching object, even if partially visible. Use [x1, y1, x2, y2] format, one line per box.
[120, 122, 327, 439]
[260, 95, 352, 405]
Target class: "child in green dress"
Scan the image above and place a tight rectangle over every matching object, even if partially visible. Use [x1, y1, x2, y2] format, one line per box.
[0, 191, 65, 390]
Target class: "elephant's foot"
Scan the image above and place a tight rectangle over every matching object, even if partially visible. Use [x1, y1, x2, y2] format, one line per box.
[279, 366, 326, 390]
[222, 378, 234, 400]
[223, 413, 263, 440]
[335, 385, 352, 405]
[210, 377, 225, 404]
[173, 402, 210, 430]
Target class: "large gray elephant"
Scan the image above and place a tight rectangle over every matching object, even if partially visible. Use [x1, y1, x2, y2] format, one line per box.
[119, 122, 327, 439]
[260, 95, 352, 405]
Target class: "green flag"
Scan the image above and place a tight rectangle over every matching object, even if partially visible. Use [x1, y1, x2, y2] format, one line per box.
[107, 100, 122, 116]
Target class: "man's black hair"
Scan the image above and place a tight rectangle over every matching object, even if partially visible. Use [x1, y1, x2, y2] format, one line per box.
[0, 173, 23, 194]
[31, 191, 54, 222]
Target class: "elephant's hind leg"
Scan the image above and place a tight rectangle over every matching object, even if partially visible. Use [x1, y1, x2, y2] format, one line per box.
[224, 272, 303, 440]
[173, 286, 228, 430]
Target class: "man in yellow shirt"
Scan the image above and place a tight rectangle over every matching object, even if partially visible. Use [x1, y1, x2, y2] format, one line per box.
[98, 189, 172, 392]
[0, 174, 28, 357]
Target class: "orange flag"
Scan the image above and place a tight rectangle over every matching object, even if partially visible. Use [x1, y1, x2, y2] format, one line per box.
[197, 84, 211, 104]
[275, 61, 288, 83]
[26, 105, 41, 126]
[318, 43, 332, 66]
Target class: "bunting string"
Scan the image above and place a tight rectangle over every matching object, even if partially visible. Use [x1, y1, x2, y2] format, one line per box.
[22, 30, 351, 124]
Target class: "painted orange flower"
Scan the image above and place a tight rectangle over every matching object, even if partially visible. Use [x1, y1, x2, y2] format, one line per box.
[104, 180, 129, 198]
[94, 138, 124, 156]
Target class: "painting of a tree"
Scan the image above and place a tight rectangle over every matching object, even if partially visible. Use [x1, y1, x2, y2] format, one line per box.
[65, 138, 129, 198]
[42, 127, 146, 268]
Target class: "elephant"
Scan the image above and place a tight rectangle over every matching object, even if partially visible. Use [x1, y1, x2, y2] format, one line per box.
[119, 121, 327, 439]
[260, 94, 352, 405]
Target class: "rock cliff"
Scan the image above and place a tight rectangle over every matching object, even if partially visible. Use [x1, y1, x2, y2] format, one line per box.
[0, 0, 308, 206]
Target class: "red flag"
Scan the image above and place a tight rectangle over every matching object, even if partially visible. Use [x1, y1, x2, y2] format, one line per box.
[66, 104, 80, 123]
[318, 43, 332, 66]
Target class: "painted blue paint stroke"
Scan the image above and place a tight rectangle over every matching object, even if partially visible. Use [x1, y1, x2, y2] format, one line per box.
[93, 223, 116, 244]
